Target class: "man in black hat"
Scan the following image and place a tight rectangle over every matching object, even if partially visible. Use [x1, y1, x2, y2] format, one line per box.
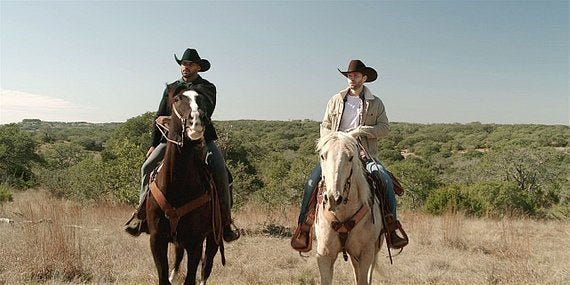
[124, 48, 240, 242]
[291, 59, 408, 252]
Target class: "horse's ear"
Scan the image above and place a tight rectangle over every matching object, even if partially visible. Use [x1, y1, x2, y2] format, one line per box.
[167, 83, 186, 106]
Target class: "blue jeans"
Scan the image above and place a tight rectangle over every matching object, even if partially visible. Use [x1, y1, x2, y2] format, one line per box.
[366, 159, 397, 220]
[297, 160, 397, 224]
[139, 143, 167, 205]
[298, 163, 322, 224]
[205, 141, 231, 210]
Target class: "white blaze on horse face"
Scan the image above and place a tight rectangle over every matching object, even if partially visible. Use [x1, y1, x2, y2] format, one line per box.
[182, 90, 204, 140]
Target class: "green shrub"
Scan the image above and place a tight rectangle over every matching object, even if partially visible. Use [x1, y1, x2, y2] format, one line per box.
[0, 184, 13, 202]
[424, 185, 460, 215]
[425, 181, 551, 217]
[377, 149, 404, 163]
[0, 124, 43, 188]
[389, 158, 441, 209]
[424, 184, 488, 216]
[37, 136, 141, 203]
[468, 181, 520, 216]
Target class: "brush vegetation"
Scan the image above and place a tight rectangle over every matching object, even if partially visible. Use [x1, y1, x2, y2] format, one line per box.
[0, 116, 568, 283]
[2, 116, 568, 218]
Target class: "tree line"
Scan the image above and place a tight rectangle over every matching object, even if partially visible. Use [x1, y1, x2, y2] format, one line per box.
[1, 116, 568, 219]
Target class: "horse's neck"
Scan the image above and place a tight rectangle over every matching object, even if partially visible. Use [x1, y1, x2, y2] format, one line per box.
[159, 144, 202, 187]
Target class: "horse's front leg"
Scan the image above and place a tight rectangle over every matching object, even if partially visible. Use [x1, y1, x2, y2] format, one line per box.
[317, 253, 337, 285]
[351, 244, 377, 285]
[200, 233, 219, 284]
[349, 255, 360, 284]
[150, 232, 171, 285]
[183, 239, 204, 285]
[315, 218, 341, 285]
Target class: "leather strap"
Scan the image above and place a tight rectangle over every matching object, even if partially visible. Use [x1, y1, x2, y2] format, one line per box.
[322, 205, 369, 261]
[323, 205, 369, 233]
[150, 180, 210, 235]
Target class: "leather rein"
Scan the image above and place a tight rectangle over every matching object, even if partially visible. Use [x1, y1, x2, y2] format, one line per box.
[155, 103, 188, 147]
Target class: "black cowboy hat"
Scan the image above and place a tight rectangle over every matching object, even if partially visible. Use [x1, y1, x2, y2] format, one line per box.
[174, 48, 210, 72]
[338, 59, 377, 82]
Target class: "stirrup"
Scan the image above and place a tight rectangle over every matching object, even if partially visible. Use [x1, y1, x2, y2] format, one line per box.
[124, 218, 143, 237]
[123, 211, 137, 226]
[291, 224, 312, 253]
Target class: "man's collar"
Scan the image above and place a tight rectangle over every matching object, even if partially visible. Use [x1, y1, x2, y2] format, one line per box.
[179, 74, 202, 85]
[340, 86, 374, 100]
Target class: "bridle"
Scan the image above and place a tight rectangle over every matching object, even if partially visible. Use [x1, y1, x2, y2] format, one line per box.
[156, 103, 190, 148]
[323, 165, 353, 206]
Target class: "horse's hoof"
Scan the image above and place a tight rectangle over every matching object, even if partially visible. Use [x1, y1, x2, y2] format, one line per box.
[169, 269, 179, 283]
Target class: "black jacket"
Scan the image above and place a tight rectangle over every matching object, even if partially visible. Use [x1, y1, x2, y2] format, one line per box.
[150, 75, 218, 147]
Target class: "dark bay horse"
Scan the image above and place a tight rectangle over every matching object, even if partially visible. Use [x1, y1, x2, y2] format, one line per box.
[146, 88, 223, 285]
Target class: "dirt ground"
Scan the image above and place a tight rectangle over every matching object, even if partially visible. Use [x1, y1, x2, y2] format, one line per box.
[1, 190, 568, 284]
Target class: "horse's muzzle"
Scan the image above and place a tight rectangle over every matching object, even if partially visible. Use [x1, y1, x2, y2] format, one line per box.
[324, 193, 342, 212]
[186, 129, 204, 141]
[335, 196, 344, 205]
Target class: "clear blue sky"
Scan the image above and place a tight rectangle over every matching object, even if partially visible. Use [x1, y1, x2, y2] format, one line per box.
[1, 1, 568, 125]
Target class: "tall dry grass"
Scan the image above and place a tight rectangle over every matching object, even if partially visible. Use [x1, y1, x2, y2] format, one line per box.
[0, 190, 568, 284]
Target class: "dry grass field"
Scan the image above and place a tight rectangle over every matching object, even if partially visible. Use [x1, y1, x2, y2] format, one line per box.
[0, 190, 568, 284]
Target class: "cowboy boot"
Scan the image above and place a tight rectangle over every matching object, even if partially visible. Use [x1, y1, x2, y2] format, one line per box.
[389, 230, 408, 249]
[368, 164, 407, 249]
[291, 222, 313, 252]
[291, 194, 315, 252]
[291, 174, 320, 252]
[385, 218, 409, 249]
[223, 224, 240, 242]
[124, 201, 147, 237]
[222, 184, 240, 242]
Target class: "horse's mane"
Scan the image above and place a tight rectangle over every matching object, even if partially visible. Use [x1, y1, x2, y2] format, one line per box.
[317, 132, 371, 206]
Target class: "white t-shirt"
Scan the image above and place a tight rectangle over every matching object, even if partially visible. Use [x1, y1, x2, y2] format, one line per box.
[338, 95, 362, 132]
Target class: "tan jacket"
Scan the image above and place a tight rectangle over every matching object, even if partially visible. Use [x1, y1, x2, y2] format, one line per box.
[320, 86, 389, 158]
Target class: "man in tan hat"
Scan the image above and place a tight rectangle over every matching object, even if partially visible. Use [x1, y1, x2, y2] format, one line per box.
[291, 59, 408, 252]
[124, 48, 239, 242]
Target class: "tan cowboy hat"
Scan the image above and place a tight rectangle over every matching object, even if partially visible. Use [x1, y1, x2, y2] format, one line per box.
[338, 59, 377, 82]
[174, 48, 210, 72]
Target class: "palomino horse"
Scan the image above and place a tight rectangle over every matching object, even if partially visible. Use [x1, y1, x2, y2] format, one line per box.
[146, 88, 223, 285]
[314, 131, 384, 285]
